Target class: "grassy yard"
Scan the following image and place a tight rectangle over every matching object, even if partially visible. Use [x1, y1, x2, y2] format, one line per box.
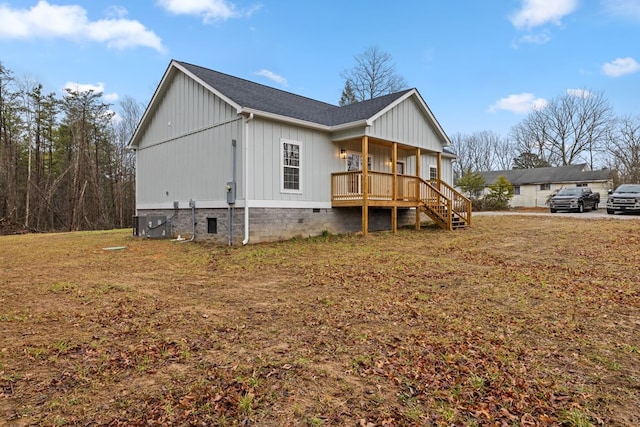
[1, 215, 639, 426]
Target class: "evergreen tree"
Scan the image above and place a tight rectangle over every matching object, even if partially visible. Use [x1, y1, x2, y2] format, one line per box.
[339, 81, 357, 106]
[484, 175, 514, 210]
[456, 169, 486, 200]
[512, 151, 550, 169]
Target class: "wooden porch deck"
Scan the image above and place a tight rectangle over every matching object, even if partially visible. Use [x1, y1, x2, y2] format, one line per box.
[331, 171, 472, 231]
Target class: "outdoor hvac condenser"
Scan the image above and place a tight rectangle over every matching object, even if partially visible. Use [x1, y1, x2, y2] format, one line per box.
[146, 215, 169, 239]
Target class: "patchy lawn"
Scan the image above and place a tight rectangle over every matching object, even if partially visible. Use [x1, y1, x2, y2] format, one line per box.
[1, 216, 639, 426]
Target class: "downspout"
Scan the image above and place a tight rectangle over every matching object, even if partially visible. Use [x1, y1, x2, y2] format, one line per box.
[242, 113, 254, 245]
[180, 199, 196, 243]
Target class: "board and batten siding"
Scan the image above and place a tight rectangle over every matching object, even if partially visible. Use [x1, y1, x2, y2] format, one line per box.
[369, 97, 445, 152]
[248, 118, 337, 204]
[135, 71, 243, 208]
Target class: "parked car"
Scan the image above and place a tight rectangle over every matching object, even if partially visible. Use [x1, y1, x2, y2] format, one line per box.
[549, 187, 600, 213]
[606, 184, 640, 214]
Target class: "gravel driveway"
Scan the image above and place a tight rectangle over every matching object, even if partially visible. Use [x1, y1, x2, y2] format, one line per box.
[475, 209, 640, 220]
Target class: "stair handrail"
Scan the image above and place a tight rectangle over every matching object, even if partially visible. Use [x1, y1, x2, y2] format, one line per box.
[418, 178, 472, 227]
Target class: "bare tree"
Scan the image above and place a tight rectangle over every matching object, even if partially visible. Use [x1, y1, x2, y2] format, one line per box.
[605, 115, 640, 184]
[0, 63, 23, 223]
[111, 96, 143, 227]
[510, 89, 614, 168]
[340, 45, 408, 102]
[449, 130, 514, 180]
[61, 89, 114, 230]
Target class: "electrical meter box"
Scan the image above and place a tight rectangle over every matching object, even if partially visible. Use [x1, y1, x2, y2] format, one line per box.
[226, 181, 236, 204]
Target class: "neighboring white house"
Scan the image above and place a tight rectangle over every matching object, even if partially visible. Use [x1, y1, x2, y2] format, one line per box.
[128, 60, 469, 244]
[477, 164, 614, 208]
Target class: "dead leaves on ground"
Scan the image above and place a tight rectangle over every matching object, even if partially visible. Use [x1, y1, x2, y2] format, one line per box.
[2, 217, 640, 425]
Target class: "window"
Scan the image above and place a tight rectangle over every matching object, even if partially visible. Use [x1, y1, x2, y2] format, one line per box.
[576, 183, 587, 187]
[281, 139, 301, 193]
[429, 166, 437, 181]
[207, 218, 217, 234]
[346, 152, 372, 171]
[540, 183, 551, 191]
[513, 186, 521, 195]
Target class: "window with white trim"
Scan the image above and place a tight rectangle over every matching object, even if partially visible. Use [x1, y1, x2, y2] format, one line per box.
[281, 139, 302, 193]
[540, 183, 551, 191]
[513, 186, 521, 195]
[429, 166, 437, 181]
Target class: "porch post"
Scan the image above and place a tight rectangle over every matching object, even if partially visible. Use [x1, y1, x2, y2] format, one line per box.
[391, 142, 398, 233]
[415, 148, 421, 230]
[437, 152, 442, 182]
[362, 136, 369, 235]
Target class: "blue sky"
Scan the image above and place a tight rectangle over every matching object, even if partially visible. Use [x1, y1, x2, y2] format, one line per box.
[1, 0, 638, 137]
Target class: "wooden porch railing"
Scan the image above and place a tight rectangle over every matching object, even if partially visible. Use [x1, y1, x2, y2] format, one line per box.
[331, 171, 472, 230]
[428, 179, 472, 227]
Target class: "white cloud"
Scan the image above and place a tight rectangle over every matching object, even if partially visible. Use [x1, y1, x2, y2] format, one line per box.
[488, 93, 548, 114]
[63, 82, 119, 102]
[254, 69, 288, 87]
[518, 31, 551, 45]
[602, 57, 640, 77]
[157, 0, 260, 23]
[0, 1, 164, 52]
[510, 0, 579, 29]
[601, 0, 640, 20]
[566, 88, 592, 98]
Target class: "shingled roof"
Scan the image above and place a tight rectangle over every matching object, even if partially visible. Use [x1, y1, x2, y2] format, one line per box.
[177, 61, 413, 126]
[478, 164, 613, 186]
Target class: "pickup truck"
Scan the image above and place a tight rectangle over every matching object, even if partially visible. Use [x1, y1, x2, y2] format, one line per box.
[549, 187, 600, 213]
[606, 184, 640, 214]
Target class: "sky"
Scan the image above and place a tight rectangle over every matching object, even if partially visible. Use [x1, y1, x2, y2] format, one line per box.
[1, 0, 639, 137]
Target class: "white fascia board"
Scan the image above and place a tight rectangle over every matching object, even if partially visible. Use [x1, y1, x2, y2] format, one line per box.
[173, 61, 243, 113]
[128, 61, 176, 148]
[241, 108, 370, 136]
[238, 108, 332, 131]
[330, 119, 369, 132]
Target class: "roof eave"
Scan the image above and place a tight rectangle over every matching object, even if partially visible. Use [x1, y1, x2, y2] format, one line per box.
[128, 60, 177, 148]
[239, 108, 332, 131]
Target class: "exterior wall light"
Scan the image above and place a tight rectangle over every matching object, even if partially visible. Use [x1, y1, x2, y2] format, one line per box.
[340, 148, 347, 159]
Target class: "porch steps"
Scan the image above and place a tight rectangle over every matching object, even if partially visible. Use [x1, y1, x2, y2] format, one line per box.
[420, 203, 468, 231]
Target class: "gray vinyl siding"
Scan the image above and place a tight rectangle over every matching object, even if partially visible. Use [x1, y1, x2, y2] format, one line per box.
[248, 118, 336, 202]
[369, 97, 444, 151]
[135, 72, 243, 207]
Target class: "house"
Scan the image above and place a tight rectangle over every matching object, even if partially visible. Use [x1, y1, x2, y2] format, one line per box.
[128, 60, 470, 244]
[477, 164, 614, 208]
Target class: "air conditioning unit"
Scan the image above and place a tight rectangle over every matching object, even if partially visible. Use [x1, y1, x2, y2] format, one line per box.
[146, 215, 169, 239]
[132, 215, 146, 237]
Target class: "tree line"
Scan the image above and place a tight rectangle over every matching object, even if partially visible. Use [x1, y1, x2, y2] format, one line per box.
[450, 90, 640, 185]
[0, 62, 143, 232]
[339, 46, 640, 186]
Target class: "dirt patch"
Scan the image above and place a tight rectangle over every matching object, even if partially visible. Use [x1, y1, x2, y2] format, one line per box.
[1, 216, 639, 425]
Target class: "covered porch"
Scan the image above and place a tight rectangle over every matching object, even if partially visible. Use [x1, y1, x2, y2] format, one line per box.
[331, 136, 471, 233]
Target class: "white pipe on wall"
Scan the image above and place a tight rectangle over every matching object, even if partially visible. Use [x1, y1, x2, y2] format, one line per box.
[242, 113, 254, 245]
